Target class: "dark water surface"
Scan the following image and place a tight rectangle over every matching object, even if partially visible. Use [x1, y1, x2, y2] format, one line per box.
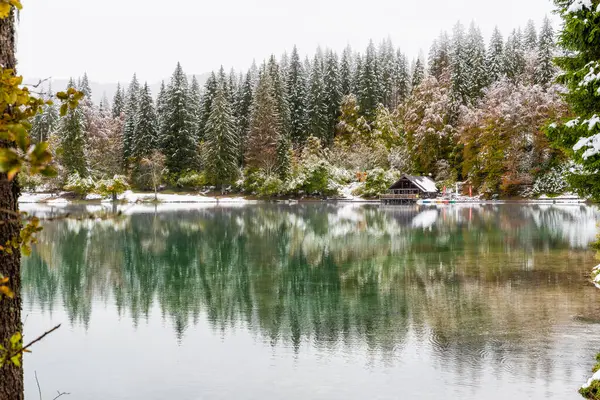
[20, 203, 600, 399]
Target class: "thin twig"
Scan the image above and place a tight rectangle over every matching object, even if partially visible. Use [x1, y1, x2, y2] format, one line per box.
[23, 77, 51, 89]
[51, 390, 70, 400]
[21, 324, 61, 354]
[35, 371, 42, 400]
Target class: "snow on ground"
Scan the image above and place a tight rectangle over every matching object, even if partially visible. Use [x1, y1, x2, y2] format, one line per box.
[18, 193, 55, 203]
[339, 182, 362, 200]
[582, 369, 600, 390]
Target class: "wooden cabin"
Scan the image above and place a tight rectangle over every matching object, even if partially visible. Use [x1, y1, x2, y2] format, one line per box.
[380, 174, 438, 204]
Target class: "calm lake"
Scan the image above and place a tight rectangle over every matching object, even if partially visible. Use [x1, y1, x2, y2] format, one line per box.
[20, 203, 600, 399]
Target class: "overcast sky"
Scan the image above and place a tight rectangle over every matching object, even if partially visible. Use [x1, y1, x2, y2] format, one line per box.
[16, 0, 558, 84]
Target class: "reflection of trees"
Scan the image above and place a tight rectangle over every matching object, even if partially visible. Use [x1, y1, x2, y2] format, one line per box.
[22, 204, 600, 370]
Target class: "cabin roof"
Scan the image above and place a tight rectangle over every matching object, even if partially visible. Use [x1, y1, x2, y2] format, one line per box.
[389, 174, 438, 193]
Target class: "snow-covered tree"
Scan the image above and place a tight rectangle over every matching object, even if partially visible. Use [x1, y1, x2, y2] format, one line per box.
[246, 68, 281, 174]
[306, 53, 329, 141]
[235, 70, 255, 159]
[411, 57, 425, 90]
[267, 55, 291, 139]
[323, 49, 342, 142]
[340, 45, 354, 96]
[58, 78, 88, 177]
[504, 29, 526, 82]
[132, 83, 158, 160]
[189, 75, 202, 141]
[286, 45, 308, 145]
[31, 83, 59, 143]
[359, 40, 382, 120]
[450, 22, 470, 105]
[112, 83, 125, 118]
[429, 31, 451, 81]
[393, 50, 410, 108]
[204, 77, 239, 187]
[161, 63, 198, 174]
[199, 72, 217, 141]
[523, 19, 538, 51]
[536, 16, 556, 86]
[465, 22, 487, 100]
[379, 37, 396, 109]
[122, 74, 140, 163]
[548, 0, 600, 201]
[487, 27, 505, 83]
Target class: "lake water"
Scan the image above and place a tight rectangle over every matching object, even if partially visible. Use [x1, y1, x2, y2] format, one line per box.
[20, 203, 600, 399]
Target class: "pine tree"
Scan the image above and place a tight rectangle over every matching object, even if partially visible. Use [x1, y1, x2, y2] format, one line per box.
[59, 78, 87, 177]
[379, 37, 396, 109]
[548, 0, 600, 200]
[306, 53, 329, 141]
[411, 57, 425, 89]
[429, 31, 451, 81]
[132, 83, 158, 160]
[267, 55, 291, 138]
[450, 22, 470, 105]
[31, 83, 59, 143]
[536, 16, 556, 86]
[189, 75, 202, 141]
[98, 94, 110, 118]
[393, 49, 410, 107]
[204, 77, 239, 187]
[504, 29, 526, 82]
[353, 53, 363, 96]
[161, 63, 198, 174]
[79, 72, 92, 98]
[156, 81, 167, 144]
[323, 49, 342, 143]
[359, 40, 382, 121]
[112, 83, 125, 118]
[235, 70, 254, 158]
[199, 72, 217, 141]
[286, 45, 308, 144]
[123, 74, 140, 163]
[465, 22, 487, 100]
[246, 67, 281, 173]
[523, 19, 538, 51]
[340, 45, 354, 96]
[487, 27, 505, 83]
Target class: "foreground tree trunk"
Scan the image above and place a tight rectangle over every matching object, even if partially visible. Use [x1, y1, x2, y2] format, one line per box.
[0, 9, 24, 400]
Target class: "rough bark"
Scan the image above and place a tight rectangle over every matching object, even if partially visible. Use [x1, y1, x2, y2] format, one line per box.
[0, 8, 24, 400]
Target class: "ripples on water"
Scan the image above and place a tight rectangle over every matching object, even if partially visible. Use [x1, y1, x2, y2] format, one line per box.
[20, 203, 600, 399]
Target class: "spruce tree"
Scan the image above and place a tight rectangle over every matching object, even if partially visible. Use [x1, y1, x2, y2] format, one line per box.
[235, 70, 254, 159]
[98, 94, 110, 118]
[132, 83, 158, 160]
[306, 53, 329, 141]
[393, 49, 410, 107]
[79, 72, 92, 98]
[429, 31, 451, 81]
[340, 45, 354, 96]
[204, 77, 239, 187]
[246, 67, 281, 173]
[359, 40, 382, 121]
[112, 83, 125, 118]
[286, 45, 308, 144]
[450, 22, 470, 105]
[31, 83, 59, 143]
[123, 74, 140, 163]
[189, 75, 202, 142]
[411, 57, 425, 90]
[59, 79, 87, 177]
[548, 0, 600, 200]
[199, 72, 217, 141]
[379, 38, 396, 109]
[465, 22, 487, 100]
[487, 27, 505, 83]
[353, 53, 363, 96]
[156, 81, 167, 144]
[504, 29, 526, 82]
[323, 50, 342, 143]
[267, 55, 291, 138]
[536, 16, 556, 86]
[161, 63, 198, 174]
[523, 19, 538, 51]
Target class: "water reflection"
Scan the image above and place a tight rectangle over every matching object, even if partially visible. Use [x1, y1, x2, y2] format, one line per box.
[21, 204, 600, 399]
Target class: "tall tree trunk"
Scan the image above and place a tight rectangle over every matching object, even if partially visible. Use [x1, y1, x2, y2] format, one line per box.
[0, 8, 24, 400]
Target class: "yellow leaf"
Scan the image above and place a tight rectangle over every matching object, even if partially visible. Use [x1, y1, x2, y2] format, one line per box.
[0, 277, 8, 284]
[0, 285, 14, 299]
[0, 4, 11, 19]
[10, 355, 21, 367]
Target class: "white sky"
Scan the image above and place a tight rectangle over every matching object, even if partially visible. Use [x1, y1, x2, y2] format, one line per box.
[16, 0, 558, 84]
